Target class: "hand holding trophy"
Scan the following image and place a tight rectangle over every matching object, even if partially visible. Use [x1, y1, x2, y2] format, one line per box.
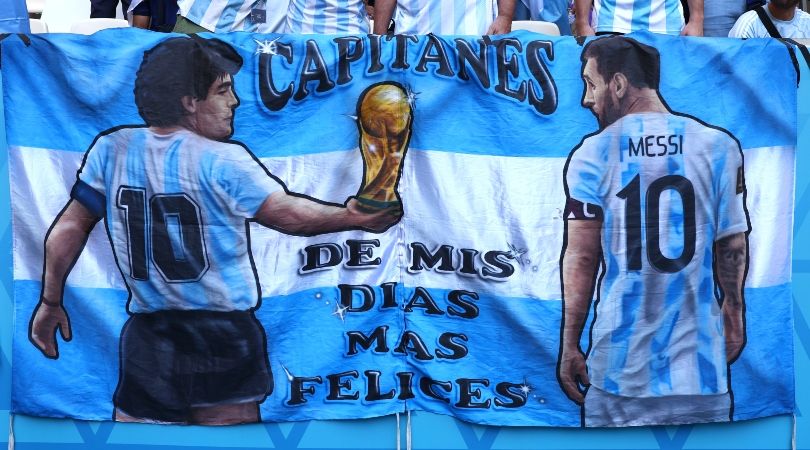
[355, 82, 413, 214]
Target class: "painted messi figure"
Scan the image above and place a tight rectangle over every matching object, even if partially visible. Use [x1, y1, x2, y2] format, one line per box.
[29, 36, 405, 425]
[558, 36, 751, 426]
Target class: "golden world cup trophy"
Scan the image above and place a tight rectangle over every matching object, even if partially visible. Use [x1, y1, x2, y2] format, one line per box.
[355, 82, 413, 212]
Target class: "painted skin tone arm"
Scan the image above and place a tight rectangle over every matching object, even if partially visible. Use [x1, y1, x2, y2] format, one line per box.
[715, 232, 748, 363]
[255, 191, 400, 236]
[557, 219, 602, 404]
[30, 200, 100, 358]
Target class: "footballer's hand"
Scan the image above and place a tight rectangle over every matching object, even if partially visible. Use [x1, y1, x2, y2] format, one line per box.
[723, 303, 745, 364]
[486, 15, 512, 35]
[29, 301, 72, 359]
[558, 347, 590, 404]
[347, 198, 401, 232]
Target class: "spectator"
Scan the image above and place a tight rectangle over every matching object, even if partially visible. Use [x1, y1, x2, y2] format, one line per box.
[130, 0, 179, 32]
[286, 0, 369, 33]
[173, 0, 288, 33]
[729, 0, 810, 37]
[704, 0, 746, 36]
[373, 0, 516, 35]
[514, 0, 573, 35]
[92, 0, 131, 19]
[573, 0, 704, 36]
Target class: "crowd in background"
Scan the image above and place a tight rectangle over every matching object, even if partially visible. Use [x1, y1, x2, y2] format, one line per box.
[1, 0, 809, 40]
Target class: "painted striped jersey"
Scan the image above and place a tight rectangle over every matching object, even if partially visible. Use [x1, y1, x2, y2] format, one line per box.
[177, 0, 288, 32]
[594, 0, 684, 35]
[73, 127, 282, 313]
[564, 113, 749, 397]
[285, 0, 369, 34]
[391, 0, 497, 35]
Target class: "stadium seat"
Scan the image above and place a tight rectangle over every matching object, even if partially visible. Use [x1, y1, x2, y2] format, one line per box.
[26, 0, 45, 16]
[29, 18, 48, 33]
[70, 18, 129, 34]
[511, 20, 560, 36]
[40, 0, 90, 32]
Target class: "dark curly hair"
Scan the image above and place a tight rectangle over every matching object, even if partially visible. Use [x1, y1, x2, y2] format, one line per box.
[134, 36, 243, 127]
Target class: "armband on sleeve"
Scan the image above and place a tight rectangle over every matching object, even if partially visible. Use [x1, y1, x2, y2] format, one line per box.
[564, 198, 603, 220]
[71, 180, 107, 218]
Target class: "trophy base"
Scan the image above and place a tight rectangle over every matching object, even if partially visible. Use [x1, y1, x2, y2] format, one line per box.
[355, 196, 401, 213]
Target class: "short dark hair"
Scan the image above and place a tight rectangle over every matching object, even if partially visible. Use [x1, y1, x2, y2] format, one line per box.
[581, 36, 660, 90]
[134, 36, 243, 127]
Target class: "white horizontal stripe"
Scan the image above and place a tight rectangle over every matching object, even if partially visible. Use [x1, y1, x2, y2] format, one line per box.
[10, 145, 792, 299]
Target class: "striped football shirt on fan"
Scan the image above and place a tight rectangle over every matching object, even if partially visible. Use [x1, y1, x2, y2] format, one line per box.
[177, 0, 287, 32]
[285, 0, 370, 34]
[594, 0, 684, 35]
[391, 0, 498, 35]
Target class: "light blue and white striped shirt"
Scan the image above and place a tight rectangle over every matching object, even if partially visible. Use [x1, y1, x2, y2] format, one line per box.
[391, 0, 498, 35]
[177, 0, 288, 32]
[286, 0, 370, 34]
[565, 113, 749, 397]
[74, 128, 282, 313]
[594, 0, 684, 35]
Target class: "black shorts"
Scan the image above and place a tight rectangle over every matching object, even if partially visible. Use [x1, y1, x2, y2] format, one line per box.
[113, 310, 273, 423]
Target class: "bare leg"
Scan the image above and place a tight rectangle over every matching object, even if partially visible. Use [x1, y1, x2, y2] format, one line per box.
[114, 407, 183, 424]
[190, 402, 260, 425]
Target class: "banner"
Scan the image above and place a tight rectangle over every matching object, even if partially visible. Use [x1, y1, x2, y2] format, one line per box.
[2, 30, 797, 427]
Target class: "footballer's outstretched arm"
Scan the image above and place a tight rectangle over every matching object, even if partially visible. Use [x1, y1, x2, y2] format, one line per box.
[30, 200, 101, 358]
[558, 219, 602, 404]
[255, 190, 400, 236]
[716, 232, 748, 364]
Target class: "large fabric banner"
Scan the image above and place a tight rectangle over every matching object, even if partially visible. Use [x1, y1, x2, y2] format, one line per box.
[2, 30, 797, 427]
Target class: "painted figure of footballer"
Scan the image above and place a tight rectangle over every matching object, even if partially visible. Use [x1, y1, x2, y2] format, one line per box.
[29, 36, 406, 425]
[557, 36, 750, 426]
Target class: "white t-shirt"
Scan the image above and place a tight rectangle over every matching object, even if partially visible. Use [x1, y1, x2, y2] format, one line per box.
[729, 6, 810, 38]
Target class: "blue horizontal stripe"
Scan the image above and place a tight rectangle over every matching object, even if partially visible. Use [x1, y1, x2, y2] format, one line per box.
[0, 31, 796, 159]
[11, 279, 793, 424]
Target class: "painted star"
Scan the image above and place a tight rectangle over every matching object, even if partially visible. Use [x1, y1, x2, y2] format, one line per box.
[281, 364, 295, 382]
[254, 38, 280, 55]
[520, 383, 531, 396]
[506, 242, 528, 266]
[519, 378, 532, 398]
[405, 86, 419, 108]
[332, 303, 349, 322]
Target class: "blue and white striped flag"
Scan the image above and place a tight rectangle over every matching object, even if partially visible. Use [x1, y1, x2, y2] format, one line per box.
[2, 30, 797, 426]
